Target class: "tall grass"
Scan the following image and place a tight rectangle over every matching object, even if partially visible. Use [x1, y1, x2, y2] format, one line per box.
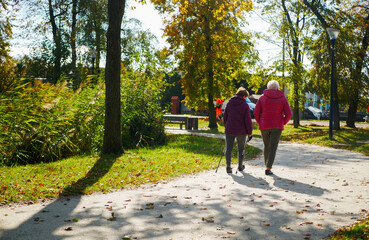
[0, 72, 169, 166]
[0, 79, 104, 166]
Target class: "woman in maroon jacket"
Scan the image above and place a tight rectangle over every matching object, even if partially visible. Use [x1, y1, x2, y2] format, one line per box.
[223, 87, 253, 173]
[254, 80, 292, 175]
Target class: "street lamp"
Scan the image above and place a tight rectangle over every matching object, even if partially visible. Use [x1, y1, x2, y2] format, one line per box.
[90, 49, 97, 75]
[326, 27, 340, 140]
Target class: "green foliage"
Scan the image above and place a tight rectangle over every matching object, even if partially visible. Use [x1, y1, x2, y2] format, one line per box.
[0, 68, 170, 166]
[0, 0, 16, 93]
[121, 71, 169, 148]
[0, 79, 104, 166]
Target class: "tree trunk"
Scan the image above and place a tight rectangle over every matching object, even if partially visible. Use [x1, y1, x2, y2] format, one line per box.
[48, 0, 62, 83]
[346, 14, 369, 128]
[102, 0, 125, 155]
[71, 0, 78, 87]
[205, 16, 217, 130]
[346, 91, 359, 128]
[95, 20, 102, 74]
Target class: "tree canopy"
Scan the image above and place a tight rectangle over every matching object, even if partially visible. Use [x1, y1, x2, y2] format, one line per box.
[151, 0, 259, 129]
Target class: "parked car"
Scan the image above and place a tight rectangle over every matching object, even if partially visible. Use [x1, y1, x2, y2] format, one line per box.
[304, 106, 327, 120]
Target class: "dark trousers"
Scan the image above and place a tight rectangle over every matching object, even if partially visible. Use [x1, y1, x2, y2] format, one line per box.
[225, 134, 247, 167]
[261, 129, 282, 169]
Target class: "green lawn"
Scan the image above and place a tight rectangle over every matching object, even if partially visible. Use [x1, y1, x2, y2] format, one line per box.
[0, 134, 261, 204]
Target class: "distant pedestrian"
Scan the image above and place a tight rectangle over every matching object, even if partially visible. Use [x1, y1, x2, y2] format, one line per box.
[254, 80, 292, 175]
[223, 87, 253, 173]
[216, 98, 224, 120]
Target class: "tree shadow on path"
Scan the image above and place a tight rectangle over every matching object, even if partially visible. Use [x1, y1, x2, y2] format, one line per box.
[0, 155, 117, 240]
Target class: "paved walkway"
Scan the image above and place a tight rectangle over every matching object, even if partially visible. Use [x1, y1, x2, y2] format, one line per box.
[0, 129, 368, 240]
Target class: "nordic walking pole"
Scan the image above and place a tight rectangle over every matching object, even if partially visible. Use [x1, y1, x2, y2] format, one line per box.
[215, 146, 226, 173]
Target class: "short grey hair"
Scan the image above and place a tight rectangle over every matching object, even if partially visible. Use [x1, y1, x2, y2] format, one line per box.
[267, 80, 279, 90]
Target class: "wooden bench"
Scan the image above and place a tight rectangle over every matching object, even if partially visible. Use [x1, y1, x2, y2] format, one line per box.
[163, 114, 199, 130]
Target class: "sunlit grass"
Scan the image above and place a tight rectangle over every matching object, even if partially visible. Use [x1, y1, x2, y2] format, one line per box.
[0, 134, 261, 204]
[326, 215, 369, 240]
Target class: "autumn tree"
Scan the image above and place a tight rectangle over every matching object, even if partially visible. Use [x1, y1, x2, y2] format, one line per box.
[79, 0, 108, 75]
[304, 0, 369, 128]
[151, 0, 257, 130]
[101, 0, 125, 155]
[257, 0, 313, 128]
[0, 0, 16, 93]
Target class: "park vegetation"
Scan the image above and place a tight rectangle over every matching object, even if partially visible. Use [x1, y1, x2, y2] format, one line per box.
[0, 1, 368, 238]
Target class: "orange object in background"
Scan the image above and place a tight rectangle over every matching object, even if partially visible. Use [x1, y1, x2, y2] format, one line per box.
[216, 99, 224, 120]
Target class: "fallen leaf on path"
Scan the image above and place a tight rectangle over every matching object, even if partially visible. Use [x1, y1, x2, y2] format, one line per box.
[227, 231, 235, 235]
[244, 228, 250, 231]
[202, 217, 214, 223]
[300, 222, 313, 225]
[146, 203, 154, 209]
[64, 227, 72, 231]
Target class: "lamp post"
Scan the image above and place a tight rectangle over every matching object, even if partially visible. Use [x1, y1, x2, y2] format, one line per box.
[90, 49, 97, 75]
[91, 51, 96, 75]
[326, 27, 340, 140]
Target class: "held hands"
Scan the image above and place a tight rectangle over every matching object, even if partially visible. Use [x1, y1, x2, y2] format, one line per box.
[247, 135, 253, 142]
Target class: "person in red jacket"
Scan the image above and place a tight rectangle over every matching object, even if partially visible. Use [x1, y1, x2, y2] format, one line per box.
[223, 87, 253, 173]
[215, 98, 224, 120]
[254, 80, 292, 175]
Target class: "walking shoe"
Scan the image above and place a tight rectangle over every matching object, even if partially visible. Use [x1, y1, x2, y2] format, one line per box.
[226, 166, 232, 173]
[238, 165, 245, 172]
[265, 169, 273, 175]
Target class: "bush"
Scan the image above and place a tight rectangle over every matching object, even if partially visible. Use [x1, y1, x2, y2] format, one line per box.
[121, 71, 169, 148]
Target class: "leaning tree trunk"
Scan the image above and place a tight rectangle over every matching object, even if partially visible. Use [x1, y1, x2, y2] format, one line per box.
[102, 0, 125, 155]
[48, 0, 62, 83]
[71, 0, 78, 87]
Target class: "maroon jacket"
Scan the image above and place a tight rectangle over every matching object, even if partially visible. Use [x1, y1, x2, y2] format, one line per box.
[223, 96, 253, 135]
[254, 89, 292, 130]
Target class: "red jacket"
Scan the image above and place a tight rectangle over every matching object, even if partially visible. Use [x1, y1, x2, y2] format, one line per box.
[223, 96, 252, 135]
[254, 89, 292, 130]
